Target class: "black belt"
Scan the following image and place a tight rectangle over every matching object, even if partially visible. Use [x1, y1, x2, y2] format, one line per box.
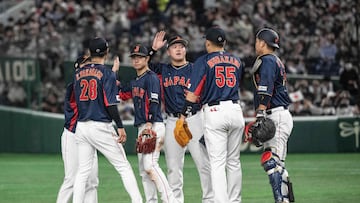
[207, 100, 239, 107]
[167, 111, 196, 118]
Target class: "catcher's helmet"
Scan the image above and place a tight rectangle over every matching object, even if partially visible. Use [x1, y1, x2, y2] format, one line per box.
[256, 28, 280, 49]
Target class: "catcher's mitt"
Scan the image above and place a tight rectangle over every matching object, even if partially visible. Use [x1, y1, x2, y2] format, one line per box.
[245, 118, 276, 147]
[136, 129, 157, 154]
[174, 119, 192, 147]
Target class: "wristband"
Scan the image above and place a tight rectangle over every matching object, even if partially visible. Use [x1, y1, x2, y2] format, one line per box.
[181, 100, 196, 117]
[148, 47, 157, 57]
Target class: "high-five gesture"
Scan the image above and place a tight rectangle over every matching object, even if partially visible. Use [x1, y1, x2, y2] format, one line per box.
[152, 31, 167, 51]
[112, 56, 120, 72]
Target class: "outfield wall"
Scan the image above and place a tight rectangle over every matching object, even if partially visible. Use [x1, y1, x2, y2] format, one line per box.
[0, 105, 359, 154]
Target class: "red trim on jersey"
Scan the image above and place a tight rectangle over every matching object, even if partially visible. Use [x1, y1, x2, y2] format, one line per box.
[145, 94, 150, 121]
[68, 90, 78, 132]
[119, 91, 132, 101]
[103, 89, 110, 106]
[157, 74, 165, 105]
[193, 75, 206, 96]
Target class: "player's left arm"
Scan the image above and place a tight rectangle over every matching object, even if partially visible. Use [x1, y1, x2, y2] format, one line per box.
[146, 74, 162, 125]
[256, 58, 276, 111]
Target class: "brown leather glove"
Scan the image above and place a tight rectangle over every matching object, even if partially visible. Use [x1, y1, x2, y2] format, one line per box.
[174, 119, 192, 147]
[136, 129, 157, 153]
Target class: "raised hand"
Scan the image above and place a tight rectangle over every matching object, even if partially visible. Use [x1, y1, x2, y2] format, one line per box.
[112, 56, 120, 72]
[152, 31, 167, 51]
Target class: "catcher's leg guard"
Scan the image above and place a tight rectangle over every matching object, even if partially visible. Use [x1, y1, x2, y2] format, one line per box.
[261, 150, 295, 203]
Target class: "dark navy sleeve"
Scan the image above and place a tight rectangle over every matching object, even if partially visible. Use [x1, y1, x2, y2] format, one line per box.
[257, 57, 276, 97]
[189, 56, 207, 96]
[103, 70, 119, 106]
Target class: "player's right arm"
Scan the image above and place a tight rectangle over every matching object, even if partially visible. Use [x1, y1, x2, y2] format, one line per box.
[148, 31, 167, 74]
[179, 57, 206, 121]
[63, 82, 78, 132]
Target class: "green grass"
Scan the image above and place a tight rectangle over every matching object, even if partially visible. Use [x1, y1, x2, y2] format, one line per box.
[0, 153, 359, 203]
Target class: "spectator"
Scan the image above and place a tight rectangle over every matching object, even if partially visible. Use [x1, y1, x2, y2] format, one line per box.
[316, 33, 339, 75]
[1, 0, 359, 116]
[339, 62, 359, 96]
[320, 92, 336, 115]
[335, 91, 354, 116]
[6, 82, 27, 107]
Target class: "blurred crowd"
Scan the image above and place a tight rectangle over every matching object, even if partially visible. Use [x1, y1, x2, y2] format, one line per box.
[0, 0, 359, 117]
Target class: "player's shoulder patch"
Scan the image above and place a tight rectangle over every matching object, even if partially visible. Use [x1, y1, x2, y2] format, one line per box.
[258, 85, 268, 91]
[151, 92, 158, 99]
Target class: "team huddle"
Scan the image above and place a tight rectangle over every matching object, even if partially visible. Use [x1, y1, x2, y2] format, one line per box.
[56, 27, 295, 203]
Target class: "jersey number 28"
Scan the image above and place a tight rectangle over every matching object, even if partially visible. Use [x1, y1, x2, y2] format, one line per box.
[80, 79, 98, 101]
[215, 66, 236, 88]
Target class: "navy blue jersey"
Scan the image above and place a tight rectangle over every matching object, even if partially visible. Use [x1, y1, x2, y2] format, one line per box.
[73, 63, 119, 122]
[189, 51, 243, 104]
[119, 70, 163, 126]
[149, 62, 201, 114]
[63, 82, 78, 133]
[252, 54, 291, 109]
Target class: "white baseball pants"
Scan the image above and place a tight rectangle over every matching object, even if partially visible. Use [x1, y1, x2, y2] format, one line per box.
[164, 111, 214, 203]
[137, 122, 177, 203]
[73, 121, 142, 203]
[264, 107, 293, 162]
[203, 100, 244, 203]
[56, 128, 98, 203]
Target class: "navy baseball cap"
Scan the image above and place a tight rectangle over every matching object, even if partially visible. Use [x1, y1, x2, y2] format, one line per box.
[167, 35, 188, 48]
[204, 27, 226, 44]
[129, 44, 148, 57]
[89, 37, 109, 56]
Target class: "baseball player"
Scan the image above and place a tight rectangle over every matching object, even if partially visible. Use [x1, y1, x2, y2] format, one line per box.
[118, 44, 176, 203]
[250, 27, 295, 203]
[56, 55, 99, 203]
[72, 37, 142, 203]
[148, 31, 214, 203]
[178, 27, 245, 203]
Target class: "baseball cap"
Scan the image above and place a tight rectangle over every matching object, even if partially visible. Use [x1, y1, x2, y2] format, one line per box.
[204, 27, 226, 44]
[89, 37, 109, 56]
[167, 35, 188, 48]
[129, 44, 148, 57]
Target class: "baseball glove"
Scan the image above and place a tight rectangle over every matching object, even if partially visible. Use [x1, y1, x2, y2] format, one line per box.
[174, 119, 192, 147]
[136, 129, 157, 154]
[245, 118, 276, 147]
